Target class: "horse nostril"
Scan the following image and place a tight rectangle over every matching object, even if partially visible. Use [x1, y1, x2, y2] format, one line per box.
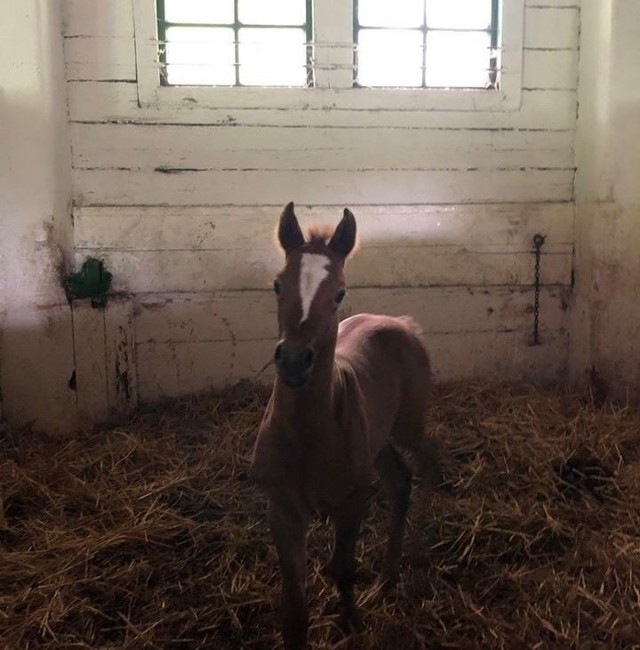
[274, 341, 284, 364]
[303, 348, 314, 367]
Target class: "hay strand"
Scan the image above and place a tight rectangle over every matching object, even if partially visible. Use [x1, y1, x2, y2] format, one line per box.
[1, 381, 639, 648]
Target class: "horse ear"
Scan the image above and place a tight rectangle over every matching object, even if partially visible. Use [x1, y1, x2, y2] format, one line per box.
[328, 208, 357, 258]
[278, 202, 305, 253]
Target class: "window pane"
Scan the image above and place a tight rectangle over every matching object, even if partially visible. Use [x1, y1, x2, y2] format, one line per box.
[165, 27, 235, 85]
[425, 31, 490, 87]
[358, 0, 424, 28]
[357, 29, 423, 87]
[164, 0, 234, 25]
[239, 0, 306, 25]
[239, 28, 307, 86]
[427, 0, 492, 30]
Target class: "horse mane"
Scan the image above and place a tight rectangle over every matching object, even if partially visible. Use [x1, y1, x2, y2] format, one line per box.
[308, 223, 360, 259]
[273, 221, 359, 257]
[305, 224, 334, 244]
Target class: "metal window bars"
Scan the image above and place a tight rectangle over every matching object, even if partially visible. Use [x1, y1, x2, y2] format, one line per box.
[156, 0, 313, 87]
[353, 0, 500, 89]
[155, 0, 501, 89]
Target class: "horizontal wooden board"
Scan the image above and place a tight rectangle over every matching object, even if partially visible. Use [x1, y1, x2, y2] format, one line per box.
[523, 49, 578, 89]
[76, 247, 571, 292]
[70, 122, 575, 172]
[67, 81, 577, 130]
[134, 286, 570, 399]
[429, 328, 569, 382]
[133, 286, 570, 344]
[136, 338, 274, 399]
[74, 204, 575, 251]
[74, 203, 573, 291]
[526, 0, 578, 6]
[72, 167, 574, 206]
[524, 7, 579, 49]
[137, 327, 569, 400]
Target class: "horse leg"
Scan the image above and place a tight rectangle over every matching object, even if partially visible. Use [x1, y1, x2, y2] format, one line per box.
[393, 424, 442, 492]
[326, 488, 370, 633]
[413, 436, 443, 492]
[268, 496, 311, 650]
[374, 443, 412, 587]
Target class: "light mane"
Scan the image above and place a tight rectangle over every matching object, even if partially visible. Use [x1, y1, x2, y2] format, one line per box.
[307, 223, 360, 260]
[305, 224, 334, 244]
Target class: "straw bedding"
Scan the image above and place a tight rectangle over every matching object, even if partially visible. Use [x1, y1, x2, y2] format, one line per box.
[1, 381, 639, 649]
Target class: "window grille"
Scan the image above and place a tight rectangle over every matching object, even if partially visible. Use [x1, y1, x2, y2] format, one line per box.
[155, 0, 501, 91]
[354, 0, 500, 88]
[157, 0, 313, 87]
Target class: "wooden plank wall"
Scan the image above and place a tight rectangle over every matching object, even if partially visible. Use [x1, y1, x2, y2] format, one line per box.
[62, 0, 579, 402]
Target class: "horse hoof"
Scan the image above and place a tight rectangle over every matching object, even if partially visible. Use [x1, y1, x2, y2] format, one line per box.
[340, 604, 363, 634]
[323, 597, 341, 616]
[323, 599, 364, 634]
[379, 570, 399, 591]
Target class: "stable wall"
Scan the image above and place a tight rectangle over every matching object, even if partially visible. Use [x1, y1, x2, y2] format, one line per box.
[61, 0, 580, 406]
[0, 0, 76, 432]
[571, 0, 640, 402]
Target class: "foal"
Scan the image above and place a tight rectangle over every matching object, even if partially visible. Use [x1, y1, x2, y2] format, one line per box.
[251, 203, 438, 648]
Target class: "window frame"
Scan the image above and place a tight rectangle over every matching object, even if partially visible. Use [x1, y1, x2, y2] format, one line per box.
[353, 0, 501, 90]
[156, 0, 314, 87]
[133, 0, 524, 113]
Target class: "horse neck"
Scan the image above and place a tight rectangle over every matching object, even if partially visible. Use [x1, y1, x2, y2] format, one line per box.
[272, 329, 337, 432]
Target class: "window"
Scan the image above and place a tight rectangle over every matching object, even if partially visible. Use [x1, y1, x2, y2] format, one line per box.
[355, 0, 499, 89]
[157, 0, 312, 87]
[133, 0, 524, 111]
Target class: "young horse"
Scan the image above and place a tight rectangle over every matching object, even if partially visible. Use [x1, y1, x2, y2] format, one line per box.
[250, 203, 439, 649]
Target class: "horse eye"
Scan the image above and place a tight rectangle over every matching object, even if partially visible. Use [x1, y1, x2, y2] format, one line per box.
[273, 279, 281, 295]
[335, 289, 346, 304]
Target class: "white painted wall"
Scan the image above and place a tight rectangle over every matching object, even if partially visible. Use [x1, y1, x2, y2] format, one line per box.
[571, 0, 640, 402]
[3, 0, 637, 429]
[60, 0, 581, 405]
[0, 0, 76, 432]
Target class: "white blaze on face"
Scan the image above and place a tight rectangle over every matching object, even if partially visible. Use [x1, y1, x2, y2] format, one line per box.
[299, 253, 331, 324]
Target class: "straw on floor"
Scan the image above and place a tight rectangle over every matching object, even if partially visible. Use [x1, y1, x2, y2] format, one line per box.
[1, 381, 639, 649]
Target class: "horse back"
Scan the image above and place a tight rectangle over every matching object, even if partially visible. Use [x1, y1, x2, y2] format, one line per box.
[336, 314, 431, 454]
[337, 313, 430, 378]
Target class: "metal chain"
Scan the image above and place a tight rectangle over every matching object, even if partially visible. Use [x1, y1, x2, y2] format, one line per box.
[532, 233, 546, 345]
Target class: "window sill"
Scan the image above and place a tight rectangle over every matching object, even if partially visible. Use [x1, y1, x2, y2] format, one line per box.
[138, 83, 522, 113]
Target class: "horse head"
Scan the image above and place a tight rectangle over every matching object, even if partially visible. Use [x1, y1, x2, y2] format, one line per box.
[272, 202, 357, 388]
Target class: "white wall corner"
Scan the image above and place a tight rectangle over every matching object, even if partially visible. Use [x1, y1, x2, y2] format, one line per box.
[0, 0, 76, 433]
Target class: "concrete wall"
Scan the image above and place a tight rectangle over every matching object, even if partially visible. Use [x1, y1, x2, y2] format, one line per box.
[571, 0, 640, 402]
[0, 0, 76, 432]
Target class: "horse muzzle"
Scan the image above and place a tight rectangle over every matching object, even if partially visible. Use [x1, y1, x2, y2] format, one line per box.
[274, 340, 315, 388]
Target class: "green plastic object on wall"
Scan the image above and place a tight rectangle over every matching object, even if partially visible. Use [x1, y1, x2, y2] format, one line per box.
[65, 258, 112, 307]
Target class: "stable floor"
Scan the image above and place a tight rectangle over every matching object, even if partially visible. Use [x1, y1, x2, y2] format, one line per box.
[1, 381, 639, 648]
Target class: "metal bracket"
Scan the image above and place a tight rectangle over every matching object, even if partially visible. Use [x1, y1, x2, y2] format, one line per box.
[65, 258, 113, 309]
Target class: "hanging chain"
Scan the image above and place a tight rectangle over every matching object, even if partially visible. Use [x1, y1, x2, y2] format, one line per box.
[531, 233, 546, 345]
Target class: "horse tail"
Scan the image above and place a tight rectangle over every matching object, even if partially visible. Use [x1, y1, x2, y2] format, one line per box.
[397, 316, 431, 380]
